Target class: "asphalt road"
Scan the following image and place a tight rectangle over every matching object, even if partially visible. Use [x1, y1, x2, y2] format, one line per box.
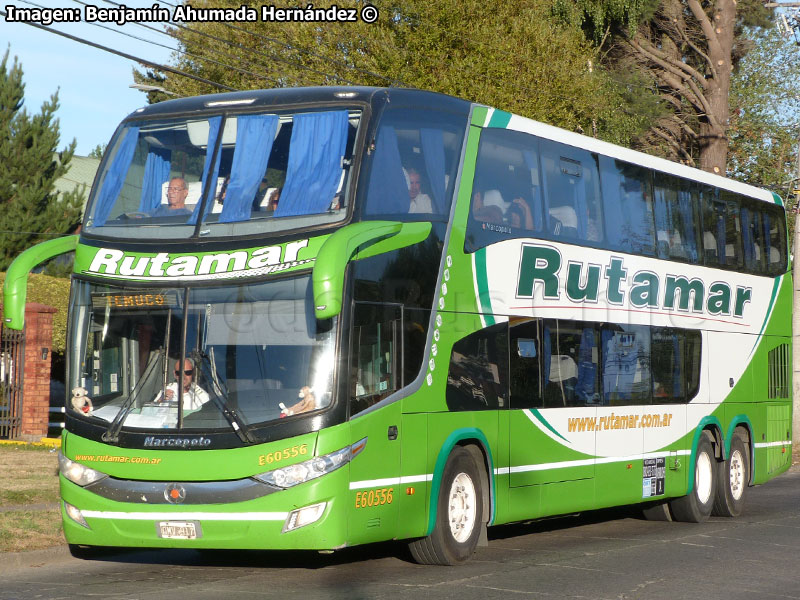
[3, 466, 799, 600]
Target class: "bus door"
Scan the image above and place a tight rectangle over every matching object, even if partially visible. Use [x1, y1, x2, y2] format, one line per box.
[347, 302, 403, 543]
[508, 319, 597, 497]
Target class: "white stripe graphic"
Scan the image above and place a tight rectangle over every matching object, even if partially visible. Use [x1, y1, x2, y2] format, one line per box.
[754, 441, 792, 449]
[81, 510, 288, 521]
[349, 474, 433, 490]
[493, 450, 691, 476]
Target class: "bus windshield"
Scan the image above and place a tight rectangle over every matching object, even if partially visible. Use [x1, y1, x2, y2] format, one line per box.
[84, 109, 360, 239]
[67, 275, 336, 434]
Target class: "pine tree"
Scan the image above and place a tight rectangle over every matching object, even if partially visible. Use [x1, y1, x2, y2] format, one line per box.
[0, 49, 83, 271]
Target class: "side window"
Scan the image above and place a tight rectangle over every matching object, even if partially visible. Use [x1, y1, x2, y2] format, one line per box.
[446, 323, 508, 411]
[651, 328, 701, 403]
[740, 203, 765, 272]
[362, 107, 467, 220]
[349, 303, 401, 417]
[509, 319, 542, 409]
[653, 174, 699, 263]
[542, 320, 600, 407]
[540, 140, 603, 244]
[466, 128, 545, 252]
[599, 157, 655, 255]
[763, 205, 788, 275]
[602, 325, 651, 406]
[720, 191, 744, 268]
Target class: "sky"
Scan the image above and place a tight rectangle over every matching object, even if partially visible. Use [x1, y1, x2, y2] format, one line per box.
[2, 1, 174, 155]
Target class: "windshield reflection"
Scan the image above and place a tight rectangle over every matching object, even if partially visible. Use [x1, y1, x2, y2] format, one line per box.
[68, 276, 336, 435]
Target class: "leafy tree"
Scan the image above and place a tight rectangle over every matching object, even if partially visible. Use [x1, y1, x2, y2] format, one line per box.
[562, 0, 774, 175]
[0, 49, 82, 271]
[727, 27, 800, 202]
[88, 143, 106, 159]
[134, 0, 653, 146]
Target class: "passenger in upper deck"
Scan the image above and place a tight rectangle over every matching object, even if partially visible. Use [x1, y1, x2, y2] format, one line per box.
[406, 167, 433, 214]
[151, 177, 192, 217]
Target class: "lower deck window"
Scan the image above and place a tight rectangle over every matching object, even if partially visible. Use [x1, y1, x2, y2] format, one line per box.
[448, 318, 701, 410]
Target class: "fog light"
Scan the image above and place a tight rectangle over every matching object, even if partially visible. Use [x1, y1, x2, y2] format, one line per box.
[64, 502, 90, 529]
[283, 502, 326, 533]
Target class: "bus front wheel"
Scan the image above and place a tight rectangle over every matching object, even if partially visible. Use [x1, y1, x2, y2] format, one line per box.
[712, 433, 749, 517]
[409, 446, 484, 565]
[670, 434, 717, 523]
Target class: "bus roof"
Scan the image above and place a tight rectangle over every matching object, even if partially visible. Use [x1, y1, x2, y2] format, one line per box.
[124, 86, 472, 121]
[124, 87, 778, 206]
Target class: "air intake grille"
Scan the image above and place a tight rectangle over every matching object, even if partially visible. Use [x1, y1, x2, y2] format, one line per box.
[767, 344, 790, 399]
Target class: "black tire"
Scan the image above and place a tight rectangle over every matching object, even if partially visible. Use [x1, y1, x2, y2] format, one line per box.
[670, 434, 717, 523]
[642, 501, 672, 521]
[712, 434, 749, 517]
[409, 446, 484, 565]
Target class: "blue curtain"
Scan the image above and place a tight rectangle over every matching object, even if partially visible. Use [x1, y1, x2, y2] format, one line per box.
[364, 125, 409, 215]
[677, 189, 698, 262]
[219, 115, 279, 223]
[420, 128, 446, 215]
[599, 157, 623, 249]
[574, 170, 588, 240]
[601, 329, 614, 404]
[138, 147, 171, 213]
[93, 126, 140, 226]
[716, 207, 726, 260]
[575, 328, 596, 402]
[188, 116, 223, 225]
[653, 187, 669, 241]
[274, 110, 348, 218]
[522, 150, 543, 230]
[740, 207, 754, 268]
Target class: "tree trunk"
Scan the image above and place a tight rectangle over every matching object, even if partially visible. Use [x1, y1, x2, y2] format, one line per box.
[696, 0, 734, 175]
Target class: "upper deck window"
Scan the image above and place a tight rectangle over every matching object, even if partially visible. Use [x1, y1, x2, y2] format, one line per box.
[361, 107, 467, 221]
[84, 109, 360, 239]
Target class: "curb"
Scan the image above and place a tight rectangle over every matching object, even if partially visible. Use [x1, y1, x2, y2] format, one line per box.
[0, 545, 71, 575]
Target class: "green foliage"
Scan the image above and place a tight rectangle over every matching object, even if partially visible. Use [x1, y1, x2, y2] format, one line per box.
[136, 0, 652, 147]
[0, 271, 71, 354]
[88, 143, 106, 159]
[553, 0, 657, 40]
[728, 27, 800, 233]
[0, 49, 83, 271]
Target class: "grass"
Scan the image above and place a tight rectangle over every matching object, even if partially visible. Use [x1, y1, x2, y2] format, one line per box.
[0, 443, 63, 552]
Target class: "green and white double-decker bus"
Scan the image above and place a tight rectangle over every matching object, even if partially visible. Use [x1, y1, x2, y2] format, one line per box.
[3, 87, 791, 564]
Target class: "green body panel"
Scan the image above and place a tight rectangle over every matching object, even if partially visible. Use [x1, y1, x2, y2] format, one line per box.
[312, 220, 432, 319]
[2, 235, 78, 330]
[345, 402, 401, 545]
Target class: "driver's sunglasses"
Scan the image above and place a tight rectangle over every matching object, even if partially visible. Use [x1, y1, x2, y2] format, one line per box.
[175, 369, 194, 376]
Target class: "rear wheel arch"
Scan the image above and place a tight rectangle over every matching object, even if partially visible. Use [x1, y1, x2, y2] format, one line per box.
[725, 418, 754, 485]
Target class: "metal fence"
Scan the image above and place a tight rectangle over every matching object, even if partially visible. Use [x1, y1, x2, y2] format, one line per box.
[0, 325, 25, 439]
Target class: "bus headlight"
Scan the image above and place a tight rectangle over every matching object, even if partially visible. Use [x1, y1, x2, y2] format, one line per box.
[58, 453, 108, 487]
[254, 438, 366, 489]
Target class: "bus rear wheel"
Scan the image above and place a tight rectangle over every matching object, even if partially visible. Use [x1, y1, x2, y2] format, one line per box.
[670, 434, 717, 523]
[712, 434, 749, 517]
[409, 446, 484, 565]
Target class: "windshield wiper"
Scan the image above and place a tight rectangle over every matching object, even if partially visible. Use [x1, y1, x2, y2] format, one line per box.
[197, 349, 256, 444]
[102, 349, 163, 444]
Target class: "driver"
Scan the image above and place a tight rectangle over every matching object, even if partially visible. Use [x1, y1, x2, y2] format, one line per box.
[156, 358, 209, 410]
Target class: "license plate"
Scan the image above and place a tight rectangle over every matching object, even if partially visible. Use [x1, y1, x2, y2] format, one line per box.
[157, 521, 201, 540]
